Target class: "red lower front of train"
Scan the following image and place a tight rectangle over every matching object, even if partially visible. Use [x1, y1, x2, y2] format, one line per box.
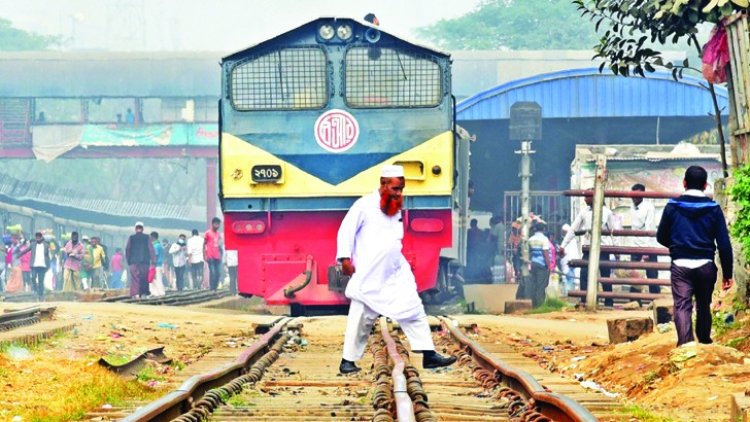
[224, 209, 452, 306]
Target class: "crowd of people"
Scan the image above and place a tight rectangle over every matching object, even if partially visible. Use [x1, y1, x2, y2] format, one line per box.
[0, 217, 238, 301]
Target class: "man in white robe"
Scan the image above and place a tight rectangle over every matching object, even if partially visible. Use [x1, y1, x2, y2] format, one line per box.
[337, 165, 457, 374]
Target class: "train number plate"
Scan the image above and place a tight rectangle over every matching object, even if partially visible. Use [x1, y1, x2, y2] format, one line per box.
[251, 165, 282, 183]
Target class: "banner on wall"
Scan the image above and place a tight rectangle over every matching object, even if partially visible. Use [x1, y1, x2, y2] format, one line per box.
[79, 123, 218, 147]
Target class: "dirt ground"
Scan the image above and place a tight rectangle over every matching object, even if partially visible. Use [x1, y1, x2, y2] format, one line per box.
[0, 301, 279, 422]
[463, 309, 749, 422]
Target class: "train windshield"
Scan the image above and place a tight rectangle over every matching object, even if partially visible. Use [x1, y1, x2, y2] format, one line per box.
[344, 47, 442, 108]
[230, 47, 328, 111]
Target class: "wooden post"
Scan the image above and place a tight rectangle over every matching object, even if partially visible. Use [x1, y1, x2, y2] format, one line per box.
[586, 155, 607, 311]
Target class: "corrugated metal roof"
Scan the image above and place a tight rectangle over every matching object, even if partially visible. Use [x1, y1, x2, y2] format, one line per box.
[0, 172, 203, 224]
[456, 68, 729, 121]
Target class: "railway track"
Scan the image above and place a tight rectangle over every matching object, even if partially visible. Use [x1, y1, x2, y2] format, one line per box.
[0, 305, 55, 332]
[100, 289, 233, 306]
[94, 315, 628, 422]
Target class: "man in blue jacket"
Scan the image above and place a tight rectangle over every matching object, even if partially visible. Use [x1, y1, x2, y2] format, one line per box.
[656, 166, 734, 346]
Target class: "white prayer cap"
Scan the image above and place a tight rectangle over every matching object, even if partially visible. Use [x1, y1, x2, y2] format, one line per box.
[135, 221, 144, 228]
[381, 165, 404, 178]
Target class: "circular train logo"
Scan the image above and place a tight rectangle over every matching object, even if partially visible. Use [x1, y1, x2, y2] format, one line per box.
[314, 109, 359, 153]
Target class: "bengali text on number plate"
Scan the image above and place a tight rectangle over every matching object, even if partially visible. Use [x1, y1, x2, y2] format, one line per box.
[251, 165, 283, 183]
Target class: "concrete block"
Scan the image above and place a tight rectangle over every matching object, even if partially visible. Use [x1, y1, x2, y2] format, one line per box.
[653, 299, 674, 324]
[267, 305, 291, 316]
[504, 299, 532, 314]
[606, 317, 654, 344]
[463, 284, 518, 314]
[731, 392, 750, 422]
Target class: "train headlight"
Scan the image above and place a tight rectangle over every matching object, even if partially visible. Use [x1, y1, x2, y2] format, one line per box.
[336, 24, 353, 41]
[318, 24, 335, 40]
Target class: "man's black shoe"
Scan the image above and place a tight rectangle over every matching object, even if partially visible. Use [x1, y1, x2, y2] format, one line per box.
[339, 359, 361, 374]
[422, 351, 457, 369]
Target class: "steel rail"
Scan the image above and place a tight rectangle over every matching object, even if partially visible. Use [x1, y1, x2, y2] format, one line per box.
[564, 189, 680, 199]
[567, 290, 666, 301]
[598, 277, 671, 286]
[568, 259, 670, 270]
[121, 317, 291, 422]
[437, 316, 597, 422]
[574, 229, 656, 237]
[379, 318, 417, 422]
[0, 316, 40, 332]
[582, 245, 669, 255]
[0, 306, 40, 323]
[564, 189, 713, 199]
[113, 289, 231, 306]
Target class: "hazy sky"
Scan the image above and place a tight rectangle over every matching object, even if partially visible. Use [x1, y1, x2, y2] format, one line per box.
[3, 0, 482, 52]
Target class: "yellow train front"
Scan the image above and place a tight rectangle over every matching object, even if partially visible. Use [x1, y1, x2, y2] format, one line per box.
[220, 18, 458, 311]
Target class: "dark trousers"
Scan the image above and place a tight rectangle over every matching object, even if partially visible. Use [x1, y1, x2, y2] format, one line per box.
[529, 264, 549, 307]
[174, 266, 186, 291]
[228, 266, 237, 294]
[630, 254, 660, 294]
[208, 259, 221, 291]
[22, 270, 31, 291]
[580, 251, 613, 307]
[190, 262, 203, 289]
[671, 262, 716, 346]
[31, 267, 46, 299]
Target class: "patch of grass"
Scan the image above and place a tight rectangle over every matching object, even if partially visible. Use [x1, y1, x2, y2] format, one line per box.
[226, 394, 251, 406]
[0, 331, 70, 354]
[171, 359, 186, 371]
[528, 297, 570, 314]
[102, 354, 131, 366]
[0, 357, 158, 422]
[642, 371, 659, 384]
[621, 404, 677, 422]
[712, 312, 740, 337]
[136, 365, 165, 383]
[726, 336, 748, 349]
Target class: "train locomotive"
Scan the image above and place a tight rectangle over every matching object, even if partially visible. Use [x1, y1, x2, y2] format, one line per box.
[219, 17, 468, 312]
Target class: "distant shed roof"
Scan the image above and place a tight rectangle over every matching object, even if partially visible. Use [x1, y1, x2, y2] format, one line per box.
[456, 67, 729, 121]
[0, 171, 203, 229]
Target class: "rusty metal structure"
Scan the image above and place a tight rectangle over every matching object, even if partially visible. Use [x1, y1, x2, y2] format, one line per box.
[564, 186, 678, 305]
[727, 13, 750, 166]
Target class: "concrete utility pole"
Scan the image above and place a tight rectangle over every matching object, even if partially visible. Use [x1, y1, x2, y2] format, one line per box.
[517, 140, 535, 283]
[586, 155, 607, 311]
[509, 101, 542, 289]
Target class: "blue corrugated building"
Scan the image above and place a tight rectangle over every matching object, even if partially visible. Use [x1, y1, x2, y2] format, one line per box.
[456, 68, 728, 213]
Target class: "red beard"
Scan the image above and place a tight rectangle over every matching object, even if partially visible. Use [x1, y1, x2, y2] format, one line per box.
[380, 191, 403, 216]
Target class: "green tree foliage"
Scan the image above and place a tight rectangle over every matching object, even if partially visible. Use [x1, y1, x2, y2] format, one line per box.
[416, 0, 601, 50]
[574, 0, 748, 178]
[0, 17, 59, 51]
[574, 0, 747, 78]
[731, 164, 750, 262]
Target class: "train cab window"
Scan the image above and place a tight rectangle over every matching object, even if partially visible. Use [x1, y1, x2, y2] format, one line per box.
[230, 48, 328, 111]
[344, 47, 443, 108]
